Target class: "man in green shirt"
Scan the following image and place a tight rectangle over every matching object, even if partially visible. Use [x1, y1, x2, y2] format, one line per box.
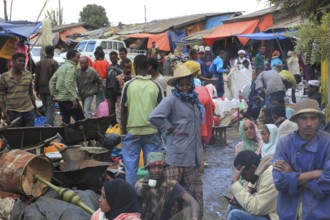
[120, 54, 163, 186]
[254, 46, 266, 70]
[49, 50, 85, 124]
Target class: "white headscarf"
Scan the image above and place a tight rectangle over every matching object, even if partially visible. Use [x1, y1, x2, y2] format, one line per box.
[261, 124, 279, 158]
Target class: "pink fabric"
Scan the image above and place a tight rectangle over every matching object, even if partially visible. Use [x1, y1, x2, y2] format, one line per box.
[114, 213, 141, 220]
[91, 209, 141, 220]
[205, 84, 217, 98]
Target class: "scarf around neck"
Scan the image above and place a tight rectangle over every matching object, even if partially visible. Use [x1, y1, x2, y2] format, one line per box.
[171, 76, 205, 123]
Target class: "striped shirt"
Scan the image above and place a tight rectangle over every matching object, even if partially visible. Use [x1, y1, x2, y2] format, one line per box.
[0, 69, 35, 112]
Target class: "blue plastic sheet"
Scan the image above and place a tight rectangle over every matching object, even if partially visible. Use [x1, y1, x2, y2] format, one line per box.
[0, 21, 41, 38]
[204, 14, 236, 30]
[167, 30, 187, 52]
[234, 32, 287, 40]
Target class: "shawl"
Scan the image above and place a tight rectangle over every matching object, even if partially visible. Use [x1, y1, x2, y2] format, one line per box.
[104, 179, 139, 220]
[235, 119, 263, 155]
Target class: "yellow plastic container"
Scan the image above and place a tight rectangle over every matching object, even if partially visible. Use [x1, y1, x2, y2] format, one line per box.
[139, 150, 144, 168]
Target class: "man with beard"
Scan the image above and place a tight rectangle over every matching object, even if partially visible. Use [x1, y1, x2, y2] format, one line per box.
[135, 152, 199, 220]
[227, 150, 279, 220]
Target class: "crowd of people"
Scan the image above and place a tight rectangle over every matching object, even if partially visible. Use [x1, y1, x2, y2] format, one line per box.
[0, 40, 328, 220]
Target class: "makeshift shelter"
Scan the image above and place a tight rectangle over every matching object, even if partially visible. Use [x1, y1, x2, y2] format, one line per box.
[0, 21, 41, 74]
[31, 22, 100, 49]
[120, 12, 241, 52]
[203, 13, 273, 46]
[124, 32, 171, 51]
[0, 21, 41, 38]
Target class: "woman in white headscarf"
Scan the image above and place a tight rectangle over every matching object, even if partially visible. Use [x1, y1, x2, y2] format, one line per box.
[260, 124, 279, 158]
[234, 50, 252, 71]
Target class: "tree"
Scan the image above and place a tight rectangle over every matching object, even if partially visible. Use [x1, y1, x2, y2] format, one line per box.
[267, 0, 330, 22]
[265, 0, 330, 63]
[45, 7, 63, 27]
[79, 4, 109, 27]
[293, 13, 330, 64]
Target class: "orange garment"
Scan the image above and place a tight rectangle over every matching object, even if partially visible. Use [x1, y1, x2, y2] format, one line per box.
[92, 60, 110, 79]
[195, 86, 215, 144]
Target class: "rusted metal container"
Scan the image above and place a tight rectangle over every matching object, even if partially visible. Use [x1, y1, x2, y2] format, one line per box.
[0, 150, 53, 197]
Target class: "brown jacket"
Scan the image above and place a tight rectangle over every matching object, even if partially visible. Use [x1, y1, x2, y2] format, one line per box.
[35, 56, 59, 94]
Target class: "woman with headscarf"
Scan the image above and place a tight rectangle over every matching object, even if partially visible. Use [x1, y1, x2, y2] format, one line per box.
[260, 124, 279, 158]
[149, 64, 205, 219]
[90, 179, 141, 220]
[235, 118, 263, 156]
[234, 50, 252, 71]
[270, 50, 283, 70]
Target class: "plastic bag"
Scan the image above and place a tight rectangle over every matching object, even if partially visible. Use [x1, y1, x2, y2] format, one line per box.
[96, 100, 109, 117]
[34, 116, 47, 127]
[106, 124, 121, 149]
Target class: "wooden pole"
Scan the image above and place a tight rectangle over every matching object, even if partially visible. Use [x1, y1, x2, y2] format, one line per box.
[36, 0, 49, 22]
[272, 29, 284, 57]
[3, 0, 8, 21]
[9, 0, 12, 21]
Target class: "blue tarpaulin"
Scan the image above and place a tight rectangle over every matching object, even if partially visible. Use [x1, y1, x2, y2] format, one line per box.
[234, 32, 287, 40]
[0, 21, 41, 38]
[167, 30, 187, 52]
[204, 14, 236, 30]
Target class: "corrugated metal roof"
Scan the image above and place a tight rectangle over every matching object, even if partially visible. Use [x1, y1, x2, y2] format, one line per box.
[117, 12, 241, 34]
[36, 22, 100, 34]
[265, 15, 302, 31]
[183, 27, 217, 41]
[224, 6, 278, 23]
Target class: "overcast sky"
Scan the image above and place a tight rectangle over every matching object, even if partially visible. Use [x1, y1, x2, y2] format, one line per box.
[1, 0, 270, 25]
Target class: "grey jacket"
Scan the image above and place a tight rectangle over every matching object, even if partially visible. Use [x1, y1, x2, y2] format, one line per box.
[76, 67, 103, 100]
[149, 95, 202, 167]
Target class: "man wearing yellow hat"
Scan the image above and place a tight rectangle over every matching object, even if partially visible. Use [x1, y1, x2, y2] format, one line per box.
[273, 98, 330, 219]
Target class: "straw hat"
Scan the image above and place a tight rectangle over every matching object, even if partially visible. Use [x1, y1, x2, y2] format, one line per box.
[144, 152, 167, 168]
[167, 62, 198, 87]
[290, 98, 325, 122]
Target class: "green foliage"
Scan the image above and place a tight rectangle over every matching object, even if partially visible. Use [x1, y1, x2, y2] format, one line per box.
[292, 13, 330, 64]
[45, 8, 63, 27]
[268, 0, 330, 21]
[79, 4, 110, 27]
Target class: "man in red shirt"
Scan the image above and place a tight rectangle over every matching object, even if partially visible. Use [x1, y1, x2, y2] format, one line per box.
[92, 50, 109, 108]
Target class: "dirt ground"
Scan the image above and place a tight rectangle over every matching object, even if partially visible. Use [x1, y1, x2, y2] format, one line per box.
[203, 126, 240, 220]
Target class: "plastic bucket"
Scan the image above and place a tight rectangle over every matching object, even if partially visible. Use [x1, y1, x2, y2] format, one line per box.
[0, 150, 53, 197]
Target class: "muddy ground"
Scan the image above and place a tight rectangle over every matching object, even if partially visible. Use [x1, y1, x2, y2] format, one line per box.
[203, 126, 240, 220]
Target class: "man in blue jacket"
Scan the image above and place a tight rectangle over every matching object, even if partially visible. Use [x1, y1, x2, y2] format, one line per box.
[209, 50, 228, 97]
[273, 98, 330, 220]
